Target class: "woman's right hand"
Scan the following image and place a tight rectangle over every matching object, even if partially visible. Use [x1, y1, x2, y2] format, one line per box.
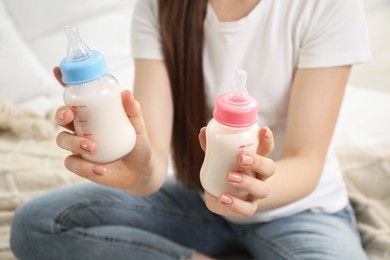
[53, 67, 161, 195]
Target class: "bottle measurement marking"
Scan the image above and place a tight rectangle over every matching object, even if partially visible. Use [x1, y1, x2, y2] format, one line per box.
[70, 105, 92, 137]
[60, 25, 137, 162]
[239, 143, 254, 153]
[71, 105, 87, 110]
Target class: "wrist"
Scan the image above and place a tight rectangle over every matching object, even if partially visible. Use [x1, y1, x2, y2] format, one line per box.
[126, 149, 168, 196]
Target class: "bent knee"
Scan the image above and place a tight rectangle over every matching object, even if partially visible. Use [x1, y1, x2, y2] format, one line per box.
[10, 195, 57, 259]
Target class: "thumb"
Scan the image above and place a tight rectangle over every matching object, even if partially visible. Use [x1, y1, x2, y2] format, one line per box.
[53, 66, 66, 87]
[198, 127, 207, 152]
[257, 126, 274, 157]
[121, 90, 147, 136]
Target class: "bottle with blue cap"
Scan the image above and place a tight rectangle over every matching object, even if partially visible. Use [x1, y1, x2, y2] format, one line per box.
[60, 25, 136, 163]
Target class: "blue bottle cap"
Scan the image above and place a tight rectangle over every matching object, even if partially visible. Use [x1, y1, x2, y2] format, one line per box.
[59, 25, 108, 85]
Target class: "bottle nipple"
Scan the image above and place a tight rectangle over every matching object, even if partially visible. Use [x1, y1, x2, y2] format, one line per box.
[226, 69, 249, 105]
[60, 25, 108, 85]
[213, 69, 258, 127]
[65, 25, 91, 62]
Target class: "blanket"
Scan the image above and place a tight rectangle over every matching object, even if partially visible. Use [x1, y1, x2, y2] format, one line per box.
[336, 146, 390, 260]
[0, 103, 389, 259]
[0, 104, 82, 260]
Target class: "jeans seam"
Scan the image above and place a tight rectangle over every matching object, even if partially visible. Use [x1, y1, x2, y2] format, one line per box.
[68, 228, 188, 259]
[248, 232, 296, 260]
[52, 201, 219, 259]
[53, 200, 227, 234]
[52, 202, 194, 259]
[332, 205, 361, 240]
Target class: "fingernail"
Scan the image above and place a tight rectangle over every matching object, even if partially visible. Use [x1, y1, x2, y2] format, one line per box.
[227, 172, 243, 183]
[81, 141, 96, 152]
[57, 109, 66, 120]
[241, 154, 254, 166]
[264, 127, 271, 139]
[92, 165, 107, 175]
[220, 194, 233, 205]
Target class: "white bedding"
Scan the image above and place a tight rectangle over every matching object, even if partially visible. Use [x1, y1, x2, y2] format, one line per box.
[1, 0, 137, 116]
[334, 86, 390, 147]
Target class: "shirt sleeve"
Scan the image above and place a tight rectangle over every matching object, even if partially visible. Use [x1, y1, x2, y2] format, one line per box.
[131, 0, 164, 60]
[298, 0, 371, 68]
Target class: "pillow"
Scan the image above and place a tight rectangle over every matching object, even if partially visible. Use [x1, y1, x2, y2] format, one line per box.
[3, 0, 136, 42]
[4, 0, 137, 90]
[0, 1, 59, 104]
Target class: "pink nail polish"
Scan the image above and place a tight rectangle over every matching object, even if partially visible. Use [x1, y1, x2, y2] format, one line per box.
[220, 194, 233, 205]
[241, 154, 254, 166]
[228, 172, 243, 183]
[92, 165, 107, 175]
[57, 110, 66, 120]
[264, 127, 271, 139]
[81, 141, 96, 152]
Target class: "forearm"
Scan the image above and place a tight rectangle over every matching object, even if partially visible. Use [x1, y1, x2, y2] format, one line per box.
[255, 67, 351, 212]
[255, 154, 324, 212]
[129, 59, 173, 196]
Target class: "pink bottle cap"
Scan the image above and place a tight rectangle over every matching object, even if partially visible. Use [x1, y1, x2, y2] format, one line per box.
[213, 69, 258, 128]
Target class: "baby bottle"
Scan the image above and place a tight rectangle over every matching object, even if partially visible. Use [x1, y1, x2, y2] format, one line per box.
[200, 69, 259, 198]
[59, 25, 136, 163]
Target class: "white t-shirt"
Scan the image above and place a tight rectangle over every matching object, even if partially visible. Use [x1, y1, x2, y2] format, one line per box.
[131, 0, 371, 223]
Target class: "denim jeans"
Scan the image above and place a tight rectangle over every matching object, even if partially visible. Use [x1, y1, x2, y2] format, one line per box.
[10, 178, 368, 260]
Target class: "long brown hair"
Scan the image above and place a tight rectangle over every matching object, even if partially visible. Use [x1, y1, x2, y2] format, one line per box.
[159, 0, 208, 191]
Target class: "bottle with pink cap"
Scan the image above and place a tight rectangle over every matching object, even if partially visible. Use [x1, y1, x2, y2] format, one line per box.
[200, 69, 259, 198]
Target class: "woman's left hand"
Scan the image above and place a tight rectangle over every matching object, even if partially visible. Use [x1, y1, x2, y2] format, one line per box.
[199, 126, 276, 217]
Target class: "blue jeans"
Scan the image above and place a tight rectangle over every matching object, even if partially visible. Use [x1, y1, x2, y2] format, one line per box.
[10, 178, 368, 260]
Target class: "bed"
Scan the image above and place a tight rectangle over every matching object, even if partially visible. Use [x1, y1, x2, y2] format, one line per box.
[1, 0, 389, 259]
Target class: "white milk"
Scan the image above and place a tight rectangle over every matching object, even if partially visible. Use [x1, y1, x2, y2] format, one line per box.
[64, 75, 136, 163]
[200, 69, 259, 198]
[200, 119, 259, 198]
[60, 25, 136, 164]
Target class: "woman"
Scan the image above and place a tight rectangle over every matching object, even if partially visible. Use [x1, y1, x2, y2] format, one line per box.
[11, 0, 371, 259]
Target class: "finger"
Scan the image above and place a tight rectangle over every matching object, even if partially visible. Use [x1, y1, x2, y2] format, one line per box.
[64, 155, 137, 189]
[56, 131, 97, 154]
[55, 106, 75, 132]
[53, 66, 66, 87]
[121, 90, 147, 136]
[238, 153, 276, 180]
[227, 171, 271, 199]
[257, 126, 274, 157]
[64, 155, 106, 182]
[204, 192, 258, 217]
[198, 127, 206, 152]
[64, 154, 96, 178]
